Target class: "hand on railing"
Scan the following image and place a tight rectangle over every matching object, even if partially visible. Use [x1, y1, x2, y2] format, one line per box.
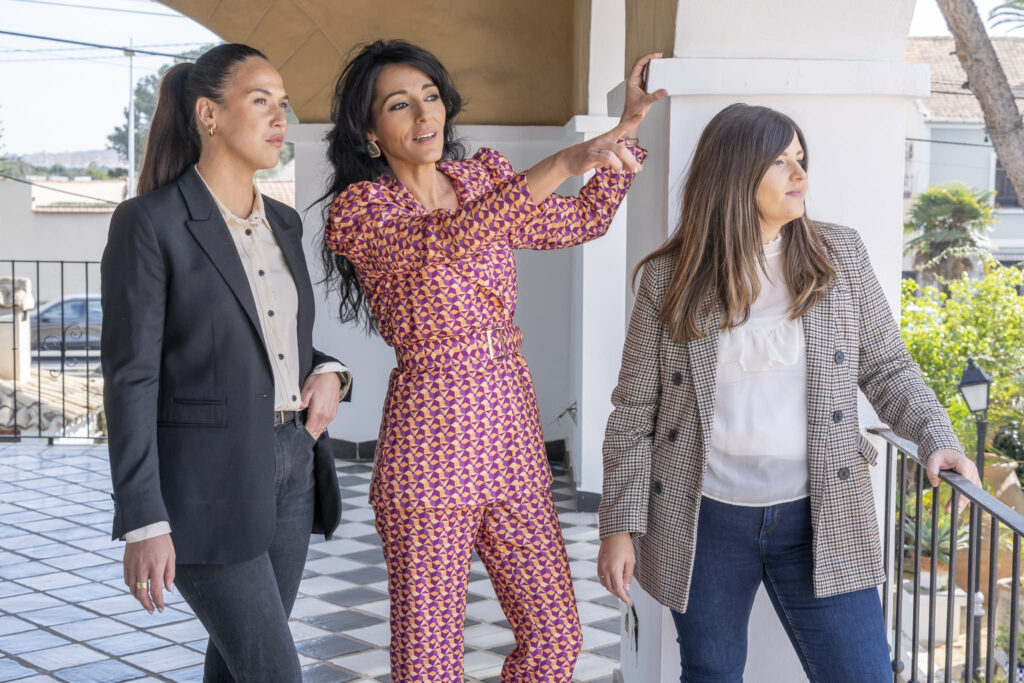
[928, 448, 981, 514]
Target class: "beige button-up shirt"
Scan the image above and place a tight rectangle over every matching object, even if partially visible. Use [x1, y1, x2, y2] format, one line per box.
[125, 173, 349, 543]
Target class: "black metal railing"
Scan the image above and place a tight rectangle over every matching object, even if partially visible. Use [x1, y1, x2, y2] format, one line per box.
[876, 427, 1024, 682]
[0, 259, 105, 442]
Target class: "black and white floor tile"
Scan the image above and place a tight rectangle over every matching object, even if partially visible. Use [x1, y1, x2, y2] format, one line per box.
[0, 443, 624, 682]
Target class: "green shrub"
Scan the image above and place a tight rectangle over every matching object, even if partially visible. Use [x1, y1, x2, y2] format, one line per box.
[901, 262, 1024, 451]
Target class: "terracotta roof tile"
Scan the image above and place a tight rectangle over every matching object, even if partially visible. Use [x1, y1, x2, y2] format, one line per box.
[906, 36, 1024, 122]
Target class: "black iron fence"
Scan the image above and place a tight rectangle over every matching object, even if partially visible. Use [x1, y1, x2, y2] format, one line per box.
[877, 427, 1024, 682]
[0, 259, 105, 442]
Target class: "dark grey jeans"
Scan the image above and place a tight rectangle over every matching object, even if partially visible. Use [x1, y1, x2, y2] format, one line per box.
[174, 417, 316, 683]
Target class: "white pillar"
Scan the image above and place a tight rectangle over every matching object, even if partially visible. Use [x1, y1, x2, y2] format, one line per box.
[289, 123, 395, 448]
[587, 0, 626, 117]
[613, 1, 927, 680]
[566, 115, 630, 505]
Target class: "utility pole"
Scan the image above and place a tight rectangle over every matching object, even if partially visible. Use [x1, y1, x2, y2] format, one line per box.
[125, 39, 135, 198]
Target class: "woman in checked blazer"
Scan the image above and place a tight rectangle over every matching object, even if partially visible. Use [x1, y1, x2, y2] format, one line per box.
[596, 103, 981, 682]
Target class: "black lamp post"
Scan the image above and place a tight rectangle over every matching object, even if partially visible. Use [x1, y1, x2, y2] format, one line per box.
[958, 357, 992, 682]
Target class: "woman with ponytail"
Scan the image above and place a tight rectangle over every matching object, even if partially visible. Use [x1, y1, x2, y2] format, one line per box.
[320, 40, 664, 682]
[102, 43, 349, 682]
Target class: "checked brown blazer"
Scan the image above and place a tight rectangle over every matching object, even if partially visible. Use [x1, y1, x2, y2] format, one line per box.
[598, 222, 962, 613]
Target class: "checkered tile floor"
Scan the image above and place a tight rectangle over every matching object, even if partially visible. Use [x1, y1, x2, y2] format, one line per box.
[0, 442, 623, 682]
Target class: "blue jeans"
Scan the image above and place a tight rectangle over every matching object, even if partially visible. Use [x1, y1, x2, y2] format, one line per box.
[670, 496, 890, 683]
[174, 418, 316, 683]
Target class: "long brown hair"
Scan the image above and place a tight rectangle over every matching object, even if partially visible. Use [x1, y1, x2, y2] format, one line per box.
[636, 103, 835, 343]
[136, 43, 268, 195]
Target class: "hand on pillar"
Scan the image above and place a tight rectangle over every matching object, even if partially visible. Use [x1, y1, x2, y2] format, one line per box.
[618, 52, 669, 141]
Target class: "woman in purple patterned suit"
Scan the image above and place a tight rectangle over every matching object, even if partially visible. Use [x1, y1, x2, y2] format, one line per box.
[319, 40, 664, 681]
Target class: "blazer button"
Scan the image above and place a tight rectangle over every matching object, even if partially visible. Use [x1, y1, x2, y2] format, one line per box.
[672, 371, 683, 386]
[667, 429, 679, 442]
[838, 467, 851, 480]
[834, 350, 845, 364]
[651, 480, 663, 494]
[832, 409, 844, 423]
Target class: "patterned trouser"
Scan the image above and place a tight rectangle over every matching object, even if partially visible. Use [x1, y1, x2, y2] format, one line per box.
[374, 488, 582, 682]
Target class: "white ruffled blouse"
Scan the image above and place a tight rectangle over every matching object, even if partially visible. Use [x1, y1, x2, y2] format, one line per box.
[702, 233, 809, 506]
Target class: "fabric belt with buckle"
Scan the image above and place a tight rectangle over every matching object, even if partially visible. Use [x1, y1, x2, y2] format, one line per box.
[394, 325, 523, 373]
[274, 410, 298, 426]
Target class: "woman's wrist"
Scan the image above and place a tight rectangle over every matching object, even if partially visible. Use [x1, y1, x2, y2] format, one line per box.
[552, 146, 575, 179]
[617, 121, 640, 142]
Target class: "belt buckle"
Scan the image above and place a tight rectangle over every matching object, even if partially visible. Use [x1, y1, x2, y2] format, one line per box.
[486, 327, 508, 360]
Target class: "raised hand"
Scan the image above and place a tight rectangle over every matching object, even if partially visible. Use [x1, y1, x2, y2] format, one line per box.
[619, 52, 669, 139]
[559, 124, 644, 177]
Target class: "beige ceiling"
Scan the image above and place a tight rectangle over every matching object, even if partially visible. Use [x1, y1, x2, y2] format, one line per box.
[160, 0, 581, 125]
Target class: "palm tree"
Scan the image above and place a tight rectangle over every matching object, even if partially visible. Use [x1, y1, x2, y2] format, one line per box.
[991, 0, 1024, 29]
[904, 183, 995, 285]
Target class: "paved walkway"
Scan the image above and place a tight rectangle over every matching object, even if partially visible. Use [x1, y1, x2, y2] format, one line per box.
[0, 442, 623, 682]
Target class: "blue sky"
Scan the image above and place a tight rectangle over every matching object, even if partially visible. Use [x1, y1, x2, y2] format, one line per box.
[0, 0, 219, 156]
[0, 0, 1018, 157]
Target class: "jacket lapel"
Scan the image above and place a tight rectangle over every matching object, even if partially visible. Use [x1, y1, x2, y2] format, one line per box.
[688, 292, 722, 452]
[178, 169, 267, 349]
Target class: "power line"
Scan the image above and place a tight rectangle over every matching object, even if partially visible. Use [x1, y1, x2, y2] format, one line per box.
[0, 55, 163, 69]
[907, 137, 993, 149]
[6, 0, 182, 17]
[0, 173, 119, 205]
[0, 30, 196, 59]
[0, 41, 208, 53]
[929, 89, 1024, 100]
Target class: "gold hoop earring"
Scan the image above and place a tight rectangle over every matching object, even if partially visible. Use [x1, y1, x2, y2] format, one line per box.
[208, 124, 216, 137]
[366, 139, 381, 158]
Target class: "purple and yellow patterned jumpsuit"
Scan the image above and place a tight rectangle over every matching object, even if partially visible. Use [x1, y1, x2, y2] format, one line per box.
[326, 145, 645, 682]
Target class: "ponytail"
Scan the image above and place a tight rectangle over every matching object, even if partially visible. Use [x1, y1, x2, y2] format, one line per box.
[136, 43, 268, 195]
[137, 63, 197, 195]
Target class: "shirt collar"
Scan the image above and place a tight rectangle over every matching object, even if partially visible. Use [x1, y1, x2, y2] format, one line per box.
[194, 166, 266, 227]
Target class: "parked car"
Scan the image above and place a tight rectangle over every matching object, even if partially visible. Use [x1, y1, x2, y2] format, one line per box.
[29, 295, 102, 351]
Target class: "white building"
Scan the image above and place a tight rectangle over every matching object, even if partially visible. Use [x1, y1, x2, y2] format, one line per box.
[905, 36, 1024, 267]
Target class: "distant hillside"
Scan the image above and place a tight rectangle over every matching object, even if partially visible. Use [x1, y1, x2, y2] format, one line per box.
[19, 149, 125, 169]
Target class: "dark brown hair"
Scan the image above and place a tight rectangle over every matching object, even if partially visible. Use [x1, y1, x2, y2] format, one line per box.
[136, 43, 268, 195]
[636, 103, 836, 343]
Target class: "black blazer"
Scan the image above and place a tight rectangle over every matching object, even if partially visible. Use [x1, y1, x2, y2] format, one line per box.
[101, 168, 342, 565]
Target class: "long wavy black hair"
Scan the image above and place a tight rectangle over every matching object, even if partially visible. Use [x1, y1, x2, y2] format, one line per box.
[318, 40, 467, 330]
